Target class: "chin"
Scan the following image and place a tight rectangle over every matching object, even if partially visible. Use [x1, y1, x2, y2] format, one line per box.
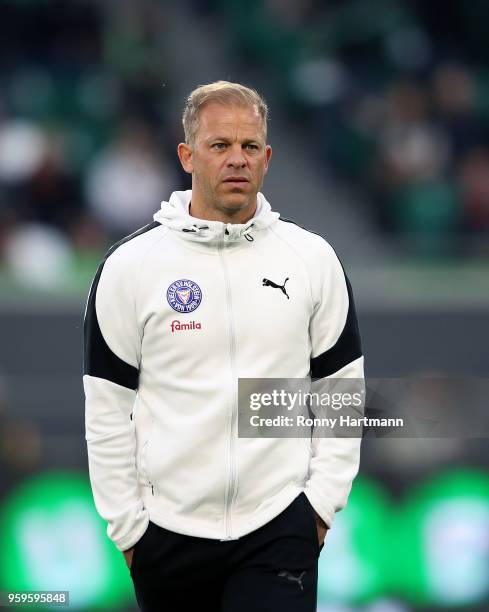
[219, 195, 253, 212]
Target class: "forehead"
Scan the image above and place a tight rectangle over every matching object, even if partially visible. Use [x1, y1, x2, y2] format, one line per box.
[196, 102, 265, 140]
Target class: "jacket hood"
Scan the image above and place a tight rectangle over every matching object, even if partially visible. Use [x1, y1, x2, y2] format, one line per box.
[153, 190, 279, 243]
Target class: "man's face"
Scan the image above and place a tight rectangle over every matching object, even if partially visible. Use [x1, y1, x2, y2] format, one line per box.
[179, 102, 272, 216]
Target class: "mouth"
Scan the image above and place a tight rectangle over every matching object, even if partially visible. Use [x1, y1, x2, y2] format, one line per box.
[223, 177, 249, 184]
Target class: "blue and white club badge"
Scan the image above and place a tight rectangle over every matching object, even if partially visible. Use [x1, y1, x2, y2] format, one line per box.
[167, 279, 202, 313]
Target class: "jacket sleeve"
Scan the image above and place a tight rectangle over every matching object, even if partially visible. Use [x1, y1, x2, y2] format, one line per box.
[83, 249, 149, 552]
[304, 244, 364, 528]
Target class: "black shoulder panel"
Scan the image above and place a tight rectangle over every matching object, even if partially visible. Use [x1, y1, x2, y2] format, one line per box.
[310, 272, 363, 379]
[83, 222, 161, 389]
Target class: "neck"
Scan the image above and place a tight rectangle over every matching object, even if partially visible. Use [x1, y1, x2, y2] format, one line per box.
[188, 197, 257, 224]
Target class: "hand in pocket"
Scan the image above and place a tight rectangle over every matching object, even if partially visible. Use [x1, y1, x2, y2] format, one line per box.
[123, 547, 135, 569]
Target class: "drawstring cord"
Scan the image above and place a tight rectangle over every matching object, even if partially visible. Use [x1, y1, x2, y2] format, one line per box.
[182, 225, 210, 233]
[182, 223, 254, 240]
[243, 223, 255, 242]
[224, 222, 255, 241]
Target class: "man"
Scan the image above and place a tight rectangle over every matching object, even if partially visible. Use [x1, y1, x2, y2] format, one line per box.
[83, 81, 364, 611]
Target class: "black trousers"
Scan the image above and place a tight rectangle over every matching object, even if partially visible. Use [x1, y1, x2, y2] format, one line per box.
[130, 492, 323, 612]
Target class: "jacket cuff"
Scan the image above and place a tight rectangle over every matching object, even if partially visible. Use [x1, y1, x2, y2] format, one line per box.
[112, 512, 150, 552]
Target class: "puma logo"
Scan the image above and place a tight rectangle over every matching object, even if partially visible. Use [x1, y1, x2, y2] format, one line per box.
[262, 277, 289, 299]
[278, 570, 306, 590]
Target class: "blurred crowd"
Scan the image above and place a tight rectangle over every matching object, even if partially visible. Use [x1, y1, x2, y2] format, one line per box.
[214, 0, 489, 255]
[0, 0, 184, 289]
[1, 0, 489, 291]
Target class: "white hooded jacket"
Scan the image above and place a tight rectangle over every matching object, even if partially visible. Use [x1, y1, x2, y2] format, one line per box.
[83, 190, 364, 552]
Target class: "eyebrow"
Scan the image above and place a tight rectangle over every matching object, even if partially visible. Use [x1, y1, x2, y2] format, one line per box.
[209, 136, 262, 144]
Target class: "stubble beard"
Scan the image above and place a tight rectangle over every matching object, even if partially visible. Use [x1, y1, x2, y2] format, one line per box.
[198, 177, 258, 220]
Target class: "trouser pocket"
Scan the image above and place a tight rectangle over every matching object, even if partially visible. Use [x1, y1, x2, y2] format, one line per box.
[300, 493, 322, 555]
[130, 521, 153, 577]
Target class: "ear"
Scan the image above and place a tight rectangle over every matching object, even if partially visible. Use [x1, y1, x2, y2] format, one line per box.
[177, 142, 193, 174]
[263, 145, 272, 174]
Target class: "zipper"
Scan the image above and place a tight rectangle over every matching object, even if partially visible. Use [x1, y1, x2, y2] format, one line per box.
[218, 236, 239, 540]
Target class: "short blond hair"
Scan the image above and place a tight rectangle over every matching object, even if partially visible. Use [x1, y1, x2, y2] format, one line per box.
[182, 81, 269, 145]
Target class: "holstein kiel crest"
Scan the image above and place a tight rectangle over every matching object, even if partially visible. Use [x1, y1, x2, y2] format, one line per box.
[167, 279, 202, 313]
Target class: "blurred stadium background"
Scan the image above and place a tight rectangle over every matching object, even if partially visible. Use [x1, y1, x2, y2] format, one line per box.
[0, 0, 488, 610]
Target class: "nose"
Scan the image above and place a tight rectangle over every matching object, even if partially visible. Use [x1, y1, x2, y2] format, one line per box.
[226, 144, 247, 168]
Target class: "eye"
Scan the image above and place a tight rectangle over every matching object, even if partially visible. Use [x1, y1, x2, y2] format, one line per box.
[244, 143, 259, 150]
[212, 143, 227, 150]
